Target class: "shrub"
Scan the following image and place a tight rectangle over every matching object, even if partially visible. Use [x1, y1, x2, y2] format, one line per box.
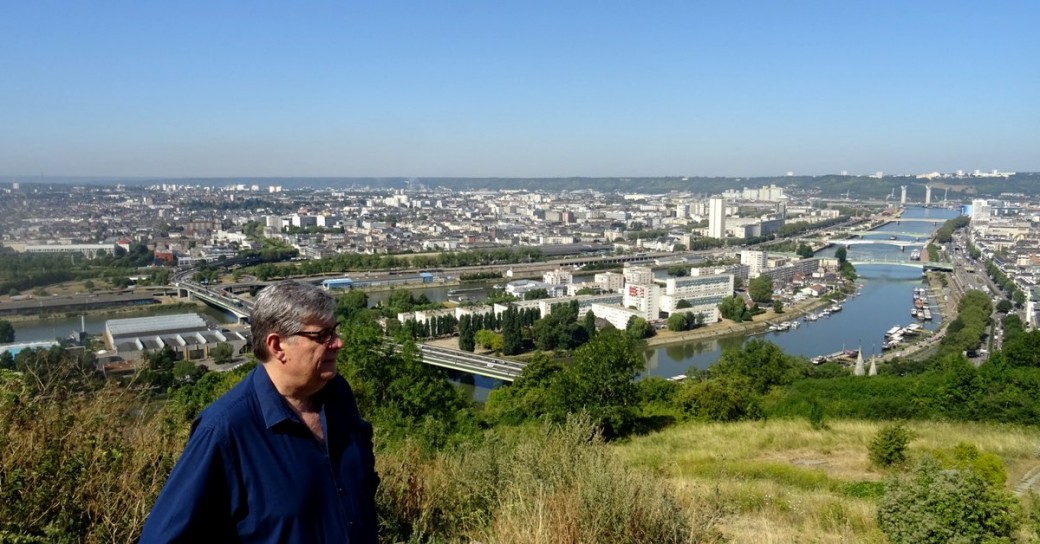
[877, 457, 1019, 543]
[808, 400, 827, 430]
[869, 423, 911, 467]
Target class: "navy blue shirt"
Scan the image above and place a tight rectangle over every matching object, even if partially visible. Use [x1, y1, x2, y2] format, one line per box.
[140, 365, 378, 543]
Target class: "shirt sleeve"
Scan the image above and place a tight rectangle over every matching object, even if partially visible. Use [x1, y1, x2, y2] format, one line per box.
[139, 423, 237, 543]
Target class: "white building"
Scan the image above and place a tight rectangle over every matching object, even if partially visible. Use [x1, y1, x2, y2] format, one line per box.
[709, 197, 726, 239]
[291, 214, 318, 228]
[623, 265, 654, 286]
[656, 273, 733, 323]
[971, 199, 992, 223]
[741, 250, 768, 278]
[623, 283, 661, 323]
[595, 271, 626, 292]
[589, 303, 645, 331]
[22, 244, 117, 259]
[505, 279, 566, 299]
[543, 268, 574, 285]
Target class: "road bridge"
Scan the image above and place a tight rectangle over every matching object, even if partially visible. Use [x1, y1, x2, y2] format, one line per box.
[849, 258, 954, 272]
[835, 239, 926, 250]
[176, 282, 252, 322]
[884, 218, 948, 224]
[395, 343, 526, 381]
[845, 230, 931, 239]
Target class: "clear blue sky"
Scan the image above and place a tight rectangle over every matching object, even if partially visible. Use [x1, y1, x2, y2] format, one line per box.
[1, 1, 1037, 178]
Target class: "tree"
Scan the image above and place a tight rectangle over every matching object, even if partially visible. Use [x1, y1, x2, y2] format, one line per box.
[675, 299, 692, 309]
[458, 314, 476, 352]
[82, 279, 95, 291]
[995, 299, 1012, 313]
[583, 310, 598, 339]
[210, 342, 234, 365]
[711, 339, 807, 394]
[835, 246, 848, 263]
[666, 264, 689, 277]
[676, 374, 761, 422]
[625, 316, 654, 339]
[869, 424, 912, 467]
[748, 275, 774, 304]
[0, 319, 13, 343]
[172, 360, 208, 383]
[719, 295, 748, 322]
[501, 306, 523, 355]
[796, 243, 815, 259]
[474, 329, 503, 352]
[666, 311, 702, 332]
[561, 329, 645, 437]
[523, 288, 550, 301]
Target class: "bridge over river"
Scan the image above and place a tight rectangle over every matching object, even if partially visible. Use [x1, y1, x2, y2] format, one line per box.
[176, 282, 252, 322]
[849, 258, 953, 271]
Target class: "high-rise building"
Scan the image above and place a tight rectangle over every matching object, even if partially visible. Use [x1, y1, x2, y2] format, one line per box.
[623, 265, 654, 286]
[741, 250, 768, 278]
[900, 186, 907, 205]
[709, 197, 726, 239]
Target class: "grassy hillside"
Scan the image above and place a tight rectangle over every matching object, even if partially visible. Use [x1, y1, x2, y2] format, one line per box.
[614, 419, 1040, 543]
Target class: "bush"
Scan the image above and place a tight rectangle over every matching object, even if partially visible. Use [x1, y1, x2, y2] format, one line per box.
[869, 424, 911, 467]
[877, 457, 1019, 544]
[808, 400, 827, 430]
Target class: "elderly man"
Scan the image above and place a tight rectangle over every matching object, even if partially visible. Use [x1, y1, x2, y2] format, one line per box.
[141, 280, 378, 543]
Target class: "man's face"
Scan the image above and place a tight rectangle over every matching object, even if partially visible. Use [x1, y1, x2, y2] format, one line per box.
[280, 317, 342, 395]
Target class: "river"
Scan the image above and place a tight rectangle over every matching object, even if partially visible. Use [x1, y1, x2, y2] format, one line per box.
[643, 206, 959, 378]
[11, 305, 237, 343]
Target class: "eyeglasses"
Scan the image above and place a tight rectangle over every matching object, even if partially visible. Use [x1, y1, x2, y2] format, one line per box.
[293, 326, 339, 346]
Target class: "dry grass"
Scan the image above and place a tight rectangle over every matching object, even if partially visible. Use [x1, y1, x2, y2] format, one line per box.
[0, 369, 184, 543]
[613, 419, 1040, 543]
[377, 416, 727, 543]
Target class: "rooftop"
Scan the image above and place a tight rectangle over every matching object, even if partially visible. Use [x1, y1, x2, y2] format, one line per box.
[106, 313, 207, 338]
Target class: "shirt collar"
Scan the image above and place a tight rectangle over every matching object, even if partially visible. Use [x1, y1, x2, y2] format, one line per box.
[252, 364, 299, 429]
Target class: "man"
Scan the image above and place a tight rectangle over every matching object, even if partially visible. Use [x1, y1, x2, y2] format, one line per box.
[140, 280, 378, 543]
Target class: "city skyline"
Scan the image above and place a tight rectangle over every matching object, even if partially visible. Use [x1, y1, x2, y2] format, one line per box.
[2, 1, 1037, 178]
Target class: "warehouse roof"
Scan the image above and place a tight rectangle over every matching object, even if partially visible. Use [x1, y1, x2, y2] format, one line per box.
[106, 313, 208, 338]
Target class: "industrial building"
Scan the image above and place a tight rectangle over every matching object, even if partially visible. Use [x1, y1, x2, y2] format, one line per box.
[322, 272, 435, 290]
[104, 313, 248, 362]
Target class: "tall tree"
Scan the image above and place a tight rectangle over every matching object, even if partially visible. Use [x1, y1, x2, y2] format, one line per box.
[748, 275, 774, 304]
[0, 319, 14, 343]
[501, 306, 523, 355]
[458, 314, 476, 352]
[560, 329, 645, 437]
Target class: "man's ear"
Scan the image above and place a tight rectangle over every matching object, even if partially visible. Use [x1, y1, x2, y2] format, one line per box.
[265, 333, 289, 363]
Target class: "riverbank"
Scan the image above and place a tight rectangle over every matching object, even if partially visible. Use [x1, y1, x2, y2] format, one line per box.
[0, 297, 203, 323]
[644, 296, 836, 349]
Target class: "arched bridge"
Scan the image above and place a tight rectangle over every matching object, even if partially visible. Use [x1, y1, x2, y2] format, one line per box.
[849, 258, 953, 272]
[833, 239, 926, 250]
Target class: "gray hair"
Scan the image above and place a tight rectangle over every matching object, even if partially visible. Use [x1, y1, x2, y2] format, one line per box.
[250, 280, 336, 361]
